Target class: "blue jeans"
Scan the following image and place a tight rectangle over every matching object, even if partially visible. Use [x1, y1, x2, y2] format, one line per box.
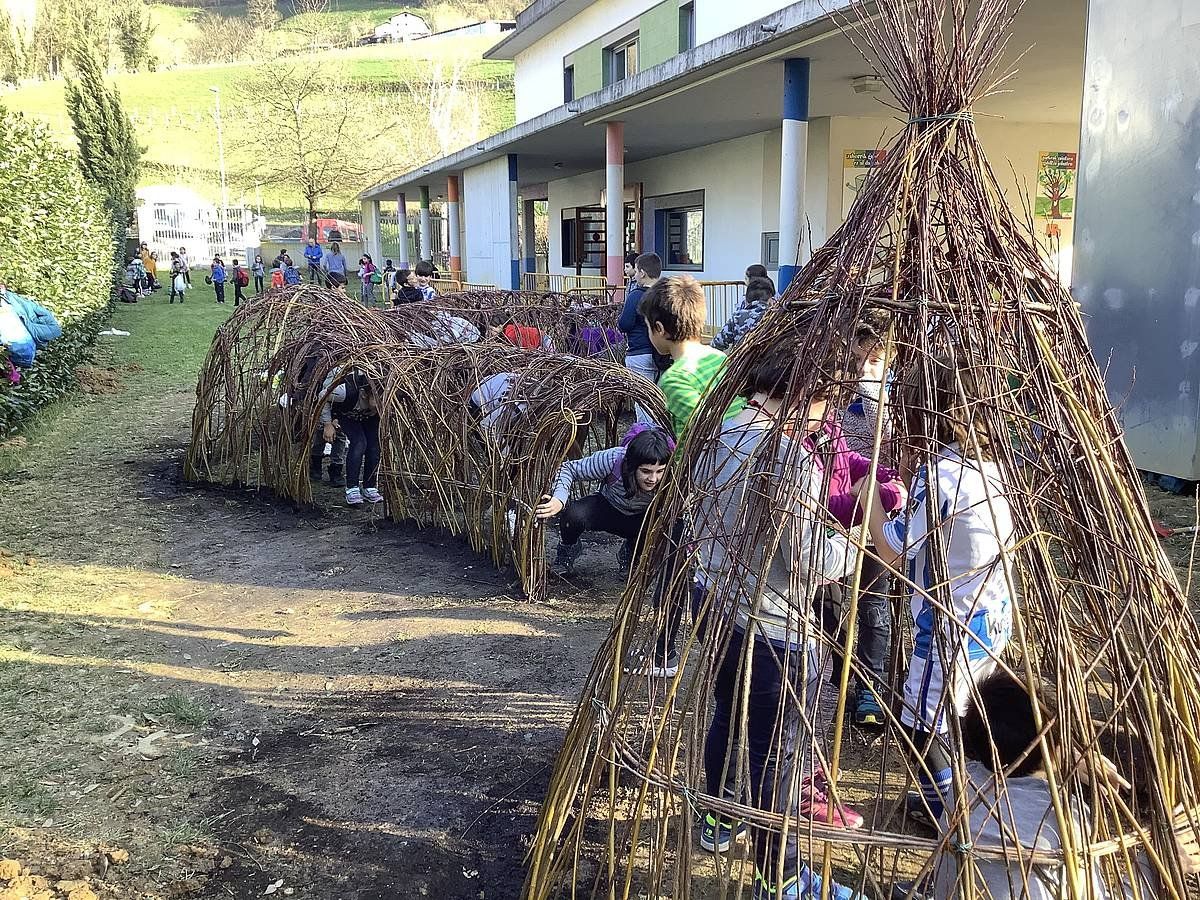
[705, 625, 822, 875]
[341, 416, 380, 490]
[624, 353, 659, 423]
[814, 554, 892, 694]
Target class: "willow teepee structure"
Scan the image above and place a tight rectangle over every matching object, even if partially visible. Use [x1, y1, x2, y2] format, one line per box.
[524, 1, 1200, 897]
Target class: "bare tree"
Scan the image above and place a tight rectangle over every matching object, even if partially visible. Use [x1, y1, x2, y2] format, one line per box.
[402, 56, 485, 160]
[231, 59, 386, 237]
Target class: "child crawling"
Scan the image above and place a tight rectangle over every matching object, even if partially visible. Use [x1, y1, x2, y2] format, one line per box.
[535, 425, 674, 576]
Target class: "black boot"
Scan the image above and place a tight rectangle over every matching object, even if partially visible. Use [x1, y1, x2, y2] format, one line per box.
[309, 456, 322, 480]
[327, 463, 346, 487]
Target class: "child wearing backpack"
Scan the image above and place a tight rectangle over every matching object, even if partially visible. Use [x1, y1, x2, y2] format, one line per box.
[534, 426, 674, 577]
[283, 256, 301, 286]
[230, 259, 249, 306]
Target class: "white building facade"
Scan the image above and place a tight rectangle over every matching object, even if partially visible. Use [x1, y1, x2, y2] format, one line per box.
[361, 0, 1087, 298]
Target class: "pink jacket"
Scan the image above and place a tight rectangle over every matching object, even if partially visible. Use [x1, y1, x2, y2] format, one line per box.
[809, 421, 902, 529]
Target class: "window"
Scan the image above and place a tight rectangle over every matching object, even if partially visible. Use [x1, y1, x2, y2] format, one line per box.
[563, 65, 574, 103]
[561, 207, 606, 270]
[603, 34, 638, 87]
[761, 232, 780, 270]
[655, 206, 703, 270]
[679, 2, 695, 52]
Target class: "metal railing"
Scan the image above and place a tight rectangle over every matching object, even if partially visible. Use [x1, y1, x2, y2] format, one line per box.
[523, 272, 615, 294]
[700, 281, 746, 337]
[431, 278, 462, 294]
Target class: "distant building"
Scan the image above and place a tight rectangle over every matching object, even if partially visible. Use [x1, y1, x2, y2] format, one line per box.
[424, 20, 517, 42]
[135, 186, 264, 263]
[372, 11, 432, 44]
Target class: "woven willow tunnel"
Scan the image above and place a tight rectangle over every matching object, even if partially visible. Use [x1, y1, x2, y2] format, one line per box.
[184, 285, 668, 598]
[524, 1, 1200, 898]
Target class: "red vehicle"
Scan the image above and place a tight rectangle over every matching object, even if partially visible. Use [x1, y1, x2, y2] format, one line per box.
[314, 218, 363, 244]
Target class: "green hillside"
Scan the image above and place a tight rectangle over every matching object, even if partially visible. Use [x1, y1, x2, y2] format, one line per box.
[0, 3, 517, 218]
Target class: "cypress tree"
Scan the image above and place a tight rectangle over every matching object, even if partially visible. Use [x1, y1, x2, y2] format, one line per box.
[66, 41, 143, 275]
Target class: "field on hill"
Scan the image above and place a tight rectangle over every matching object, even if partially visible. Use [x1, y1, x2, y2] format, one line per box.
[0, 1, 517, 218]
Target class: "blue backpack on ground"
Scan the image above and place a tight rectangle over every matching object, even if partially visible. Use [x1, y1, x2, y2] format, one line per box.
[0, 304, 35, 367]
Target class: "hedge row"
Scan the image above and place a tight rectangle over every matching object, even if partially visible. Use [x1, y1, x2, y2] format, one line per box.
[0, 110, 115, 435]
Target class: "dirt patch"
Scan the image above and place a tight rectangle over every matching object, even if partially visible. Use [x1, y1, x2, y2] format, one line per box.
[74, 366, 125, 396]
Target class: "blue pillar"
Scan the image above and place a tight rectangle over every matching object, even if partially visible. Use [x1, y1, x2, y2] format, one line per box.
[508, 154, 521, 290]
[778, 58, 810, 294]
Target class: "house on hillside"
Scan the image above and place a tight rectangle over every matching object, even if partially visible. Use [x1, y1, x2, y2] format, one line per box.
[371, 11, 431, 43]
[353, 0, 1200, 477]
[424, 20, 517, 42]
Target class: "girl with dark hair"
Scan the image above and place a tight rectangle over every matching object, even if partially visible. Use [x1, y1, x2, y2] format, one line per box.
[534, 426, 674, 576]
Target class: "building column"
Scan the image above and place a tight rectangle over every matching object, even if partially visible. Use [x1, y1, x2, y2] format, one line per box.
[361, 199, 381, 262]
[447, 175, 462, 276]
[605, 121, 625, 286]
[778, 58, 810, 293]
[507, 155, 520, 290]
[418, 185, 432, 263]
[522, 198, 537, 275]
[395, 192, 410, 269]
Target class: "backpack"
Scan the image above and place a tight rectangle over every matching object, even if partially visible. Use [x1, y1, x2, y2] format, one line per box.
[236, 268, 249, 287]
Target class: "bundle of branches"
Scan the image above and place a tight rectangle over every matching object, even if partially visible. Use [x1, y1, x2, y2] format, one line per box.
[185, 285, 665, 597]
[524, 1, 1200, 898]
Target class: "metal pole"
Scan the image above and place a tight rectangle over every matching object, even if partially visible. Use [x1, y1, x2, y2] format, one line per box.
[211, 86, 230, 259]
[778, 58, 810, 292]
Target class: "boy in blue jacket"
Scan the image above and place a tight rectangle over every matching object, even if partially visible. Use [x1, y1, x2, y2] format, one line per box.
[618, 252, 662, 423]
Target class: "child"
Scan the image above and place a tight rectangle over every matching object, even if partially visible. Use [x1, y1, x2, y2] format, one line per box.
[359, 254, 377, 305]
[393, 269, 423, 304]
[169, 252, 187, 304]
[487, 312, 553, 350]
[641, 274, 745, 439]
[326, 271, 348, 295]
[230, 259, 248, 306]
[711, 275, 777, 352]
[415, 260, 437, 301]
[210, 257, 226, 304]
[829, 309, 899, 726]
[382, 259, 397, 296]
[693, 347, 864, 900]
[319, 370, 382, 506]
[178, 247, 191, 285]
[535, 426, 674, 576]
[856, 353, 1015, 831]
[251, 254, 266, 295]
[618, 252, 661, 423]
[283, 256, 301, 286]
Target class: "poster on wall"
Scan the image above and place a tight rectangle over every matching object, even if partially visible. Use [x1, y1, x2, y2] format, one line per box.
[1036, 151, 1077, 220]
[842, 149, 888, 217]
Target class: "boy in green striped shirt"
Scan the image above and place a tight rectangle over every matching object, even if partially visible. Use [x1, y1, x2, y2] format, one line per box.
[640, 275, 745, 439]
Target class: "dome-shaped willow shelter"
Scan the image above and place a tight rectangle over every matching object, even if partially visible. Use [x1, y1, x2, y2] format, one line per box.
[523, 1, 1200, 897]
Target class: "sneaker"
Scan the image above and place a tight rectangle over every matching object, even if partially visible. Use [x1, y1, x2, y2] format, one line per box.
[699, 812, 748, 852]
[799, 777, 864, 829]
[904, 790, 939, 832]
[854, 688, 885, 727]
[753, 865, 864, 899]
[622, 650, 680, 679]
[616, 541, 634, 572]
[550, 541, 583, 576]
[890, 878, 935, 900]
[363, 487, 383, 503]
[345, 487, 364, 506]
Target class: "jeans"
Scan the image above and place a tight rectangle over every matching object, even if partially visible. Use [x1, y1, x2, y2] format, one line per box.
[341, 416, 380, 490]
[705, 625, 825, 875]
[234, 283, 246, 306]
[308, 263, 321, 283]
[254, 275, 264, 294]
[214, 282, 225, 303]
[624, 353, 659, 423]
[310, 427, 348, 466]
[361, 280, 375, 305]
[814, 554, 892, 695]
[560, 493, 646, 554]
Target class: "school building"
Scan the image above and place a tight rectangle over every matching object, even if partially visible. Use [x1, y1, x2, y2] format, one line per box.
[358, 0, 1200, 480]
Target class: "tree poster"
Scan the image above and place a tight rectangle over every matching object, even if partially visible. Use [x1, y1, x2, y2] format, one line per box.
[1036, 151, 1077, 219]
[842, 149, 888, 217]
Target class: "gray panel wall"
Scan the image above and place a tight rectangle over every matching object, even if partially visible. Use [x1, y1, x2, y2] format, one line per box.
[1074, 0, 1200, 478]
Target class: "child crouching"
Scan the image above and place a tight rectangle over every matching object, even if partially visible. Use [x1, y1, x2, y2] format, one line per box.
[535, 426, 674, 576]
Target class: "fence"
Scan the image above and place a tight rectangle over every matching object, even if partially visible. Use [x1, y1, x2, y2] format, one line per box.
[523, 273, 614, 294]
[700, 281, 745, 337]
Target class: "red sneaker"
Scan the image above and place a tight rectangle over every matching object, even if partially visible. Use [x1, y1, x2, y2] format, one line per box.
[799, 777, 864, 829]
